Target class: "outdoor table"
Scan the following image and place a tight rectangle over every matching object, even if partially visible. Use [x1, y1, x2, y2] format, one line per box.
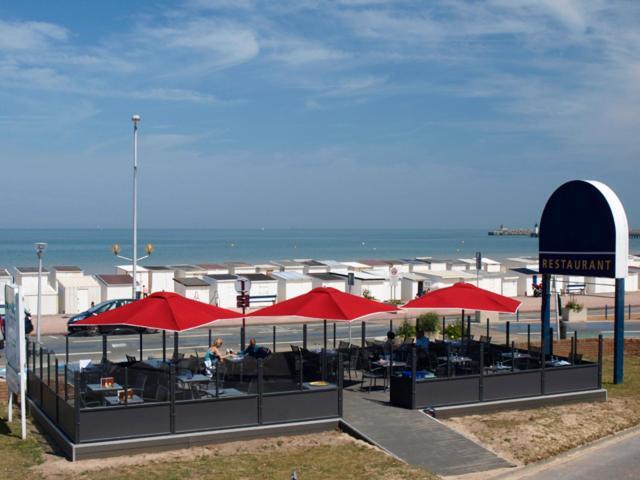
[143, 358, 169, 369]
[177, 373, 210, 384]
[546, 359, 571, 367]
[87, 383, 122, 393]
[374, 360, 407, 391]
[485, 364, 514, 374]
[226, 354, 245, 363]
[202, 387, 245, 398]
[309, 348, 337, 356]
[302, 381, 336, 390]
[437, 355, 472, 365]
[103, 394, 144, 406]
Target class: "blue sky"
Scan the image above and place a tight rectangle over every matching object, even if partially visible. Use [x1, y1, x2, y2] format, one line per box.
[1, 1, 639, 229]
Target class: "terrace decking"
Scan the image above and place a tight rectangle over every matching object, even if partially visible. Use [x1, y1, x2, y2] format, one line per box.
[342, 387, 512, 476]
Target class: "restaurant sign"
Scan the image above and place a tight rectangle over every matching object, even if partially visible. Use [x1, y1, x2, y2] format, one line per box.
[539, 180, 628, 279]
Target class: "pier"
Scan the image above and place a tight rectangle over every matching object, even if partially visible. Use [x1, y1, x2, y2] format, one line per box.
[488, 224, 538, 237]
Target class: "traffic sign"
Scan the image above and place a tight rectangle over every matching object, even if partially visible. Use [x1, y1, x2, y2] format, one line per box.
[235, 277, 252, 294]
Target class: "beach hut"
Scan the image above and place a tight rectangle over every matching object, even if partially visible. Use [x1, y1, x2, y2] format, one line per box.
[296, 260, 330, 274]
[270, 260, 305, 273]
[318, 260, 350, 275]
[204, 274, 239, 308]
[586, 269, 639, 294]
[253, 263, 278, 275]
[243, 273, 278, 306]
[384, 259, 412, 274]
[15, 266, 58, 315]
[356, 259, 391, 274]
[445, 259, 469, 272]
[308, 273, 347, 292]
[271, 271, 313, 301]
[507, 257, 539, 270]
[402, 259, 431, 274]
[459, 257, 502, 273]
[95, 274, 134, 302]
[57, 275, 101, 314]
[171, 264, 206, 279]
[419, 270, 476, 290]
[0, 268, 12, 304]
[196, 263, 229, 275]
[48, 265, 83, 290]
[145, 266, 175, 293]
[224, 261, 256, 275]
[335, 270, 390, 301]
[341, 261, 371, 272]
[510, 268, 539, 296]
[476, 273, 504, 295]
[416, 257, 448, 271]
[116, 264, 151, 291]
[173, 277, 210, 303]
[625, 269, 639, 292]
[501, 274, 519, 297]
[400, 273, 428, 302]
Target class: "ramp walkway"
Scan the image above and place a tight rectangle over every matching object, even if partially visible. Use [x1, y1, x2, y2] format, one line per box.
[342, 388, 512, 476]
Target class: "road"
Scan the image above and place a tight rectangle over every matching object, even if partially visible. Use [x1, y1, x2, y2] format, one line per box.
[500, 428, 640, 479]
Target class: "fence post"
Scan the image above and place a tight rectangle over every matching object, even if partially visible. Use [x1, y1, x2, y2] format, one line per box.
[629, 304, 631, 320]
[47, 350, 51, 386]
[170, 364, 176, 434]
[517, 310, 520, 322]
[322, 348, 327, 382]
[139, 332, 143, 361]
[411, 345, 417, 410]
[479, 342, 485, 402]
[574, 330, 579, 362]
[333, 322, 337, 350]
[389, 319, 393, 332]
[64, 364, 68, 402]
[461, 309, 465, 342]
[540, 334, 546, 396]
[299, 352, 304, 391]
[257, 359, 264, 425]
[527, 324, 531, 351]
[102, 334, 108, 363]
[605, 304, 608, 320]
[74, 370, 81, 443]
[486, 318, 490, 339]
[303, 324, 308, 350]
[65, 335, 69, 366]
[510, 341, 515, 372]
[442, 317, 446, 340]
[162, 330, 166, 362]
[446, 342, 452, 377]
[570, 336, 575, 365]
[505, 321, 510, 347]
[124, 367, 129, 406]
[361, 321, 366, 347]
[55, 358, 60, 423]
[597, 334, 603, 389]
[324, 319, 328, 352]
[273, 325, 277, 353]
[39, 346, 44, 405]
[215, 362, 220, 397]
[549, 328, 554, 358]
[208, 329, 212, 347]
[338, 352, 344, 417]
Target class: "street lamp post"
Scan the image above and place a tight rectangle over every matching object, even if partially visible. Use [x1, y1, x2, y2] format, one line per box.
[132, 115, 140, 300]
[34, 242, 47, 343]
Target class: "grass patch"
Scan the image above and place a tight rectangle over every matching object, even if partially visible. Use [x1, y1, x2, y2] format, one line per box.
[0, 404, 44, 479]
[444, 352, 640, 465]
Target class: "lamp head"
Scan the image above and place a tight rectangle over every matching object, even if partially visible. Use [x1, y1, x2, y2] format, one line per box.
[144, 243, 155, 255]
[132, 114, 141, 124]
[34, 242, 47, 257]
[111, 243, 121, 256]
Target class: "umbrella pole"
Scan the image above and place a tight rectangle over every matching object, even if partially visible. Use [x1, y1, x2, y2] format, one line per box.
[173, 332, 179, 360]
[162, 331, 166, 362]
[102, 334, 107, 363]
[361, 321, 366, 348]
[208, 329, 212, 347]
[333, 322, 336, 350]
[303, 324, 307, 350]
[461, 309, 465, 343]
[323, 319, 327, 352]
[139, 332, 143, 361]
[349, 322, 352, 345]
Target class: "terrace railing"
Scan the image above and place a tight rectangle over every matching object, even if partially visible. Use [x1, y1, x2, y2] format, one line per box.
[26, 340, 343, 444]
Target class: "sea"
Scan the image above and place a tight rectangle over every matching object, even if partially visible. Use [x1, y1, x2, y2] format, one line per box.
[1, 228, 639, 274]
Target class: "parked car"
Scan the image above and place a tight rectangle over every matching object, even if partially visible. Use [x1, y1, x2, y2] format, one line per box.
[67, 299, 157, 336]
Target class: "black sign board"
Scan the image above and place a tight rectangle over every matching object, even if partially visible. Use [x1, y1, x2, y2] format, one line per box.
[539, 180, 628, 279]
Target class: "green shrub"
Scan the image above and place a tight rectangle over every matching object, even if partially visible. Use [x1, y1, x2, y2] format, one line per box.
[417, 312, 439, 334]
[565, 300, 583, 312]
[396, 320, 415, 339]
[444, 322, 462, 340]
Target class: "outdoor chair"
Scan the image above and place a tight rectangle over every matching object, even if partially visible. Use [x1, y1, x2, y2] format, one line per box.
[154, 385, 169, 402]
[360, 360, 386, 392]
[132, 375, 147, 397]
[344, 347, 360, 380]
[479, 335, 492, 344]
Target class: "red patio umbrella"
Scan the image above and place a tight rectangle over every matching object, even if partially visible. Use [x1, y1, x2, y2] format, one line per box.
[402, 282, 521, 313]
[248, 287, 398, 322]
[248, 287, 398, 345]
[74, 291, 240, 332]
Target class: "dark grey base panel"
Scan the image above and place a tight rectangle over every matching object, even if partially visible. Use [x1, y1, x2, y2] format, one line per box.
[28, 399, 338, 461]
[431, 389, 608, 419]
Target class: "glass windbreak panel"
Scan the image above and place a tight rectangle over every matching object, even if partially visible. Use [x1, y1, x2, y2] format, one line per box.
[215, 356, 256, 397]
[262, 352, 299, 394]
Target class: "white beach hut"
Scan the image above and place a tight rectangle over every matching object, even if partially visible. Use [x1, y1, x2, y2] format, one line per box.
[270, 260, 306, 273]
[403, 259, 431, 274]
[116, 264, 151, 291]
[15, 266, 58, 315]
[510, 268, 539, 296]
[171, 264, 206, 279]
[196, 263, 229, 276]
[271, 271, 313, 301]
[145, 266, 175, 293]
[173, 277, 210, 303]
[57, 275, 101, 314]
[0, 268, 12, 304]
[318, 260, 350, 275]
[445, 259, 469, 272]
[204, 274, 239, 309]
[335, 271, 390, 301]
[243, 273, 278, 306]
[296, 260, 331, 275]
[420, 270, 476, 291]
[48, 265, 83, 290]
[507, 257, 539, 270]
[308, 273, 347, 292]
[253, 264, 279, 275]
[224, 262, 256, 275]
[385, 260, 412, 274]
[416, 257, 448, 271]
[400, 273, 429, 302]
[625, 268, 639, 292]
[95, 274, 134, 302]
[501, 275, 519, 298]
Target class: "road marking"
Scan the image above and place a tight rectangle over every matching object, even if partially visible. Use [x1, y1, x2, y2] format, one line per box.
[111, 343, 128, 348]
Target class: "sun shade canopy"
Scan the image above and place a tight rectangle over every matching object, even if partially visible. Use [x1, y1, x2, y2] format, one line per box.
[248, 287, 398, 322]
[402, 282, 521, 313]
[74, 291, 240, 332]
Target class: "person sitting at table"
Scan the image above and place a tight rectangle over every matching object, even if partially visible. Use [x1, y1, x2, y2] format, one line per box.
[204, 338, 229, 377]
[383, 330, 399, 356]
[415, 329, 430, 352]
[243, 338, 259, 356]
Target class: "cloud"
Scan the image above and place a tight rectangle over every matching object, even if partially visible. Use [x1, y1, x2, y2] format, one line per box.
[0, 20, 68, 51]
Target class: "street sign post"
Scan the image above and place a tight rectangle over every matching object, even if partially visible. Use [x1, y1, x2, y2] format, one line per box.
[389, 266, 399, 301]
[235, 277, 251, 350]
[5, 284, 27, 439]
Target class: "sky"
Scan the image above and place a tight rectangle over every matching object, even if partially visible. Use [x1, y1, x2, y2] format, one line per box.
[1, 0, 639, 229]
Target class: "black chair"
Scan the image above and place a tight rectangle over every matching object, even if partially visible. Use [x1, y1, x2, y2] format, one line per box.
[154, 385, 169, 402]
[125, 354, 137, 363]
[360, 360, 386, 392]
